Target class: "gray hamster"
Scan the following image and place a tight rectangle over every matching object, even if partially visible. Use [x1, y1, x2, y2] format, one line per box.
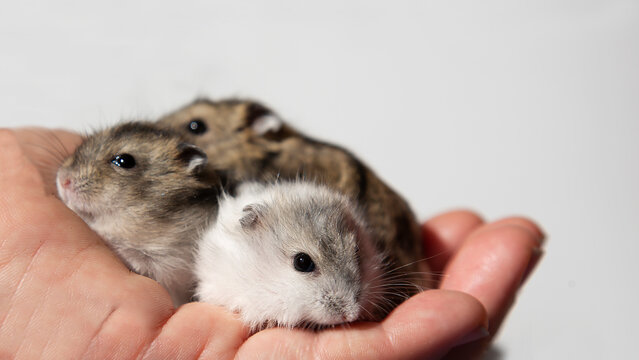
[195, 181, 390, 331]
[158, 99, 430, 313]
[56, 122, 224, 306]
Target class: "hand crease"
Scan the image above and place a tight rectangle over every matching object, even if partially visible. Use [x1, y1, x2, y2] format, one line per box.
[137, 309, 177, 360]
[80, 306, 118, 359]
[0, 234, 48, 331]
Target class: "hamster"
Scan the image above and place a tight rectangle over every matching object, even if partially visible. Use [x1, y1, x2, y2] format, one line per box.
[157, 99, 360, 193]
[195, 181, 388, 331]
[158, 99, 430, 312]
[56, 122, 224, 306]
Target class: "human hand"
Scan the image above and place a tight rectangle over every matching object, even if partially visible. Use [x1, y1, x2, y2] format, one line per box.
[423, 211, 544, 359]
[0, 128, 543, 359]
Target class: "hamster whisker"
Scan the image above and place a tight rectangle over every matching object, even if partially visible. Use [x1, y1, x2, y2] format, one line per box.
[366, 296, 399, 316]
[51, 131, 74, 159]
[374, 273, 442, 290]
[367, 285, 422, 296]
[28, 130, 62, 150]
[297, 319, 333, 332]
[38, 129, 73, 160]
[370, 279, 428, 290]
[23, 140, 67, 164]
[340, 322, 353, 331]
[367, 284, 426, 300]
[366, 257, 432, 284]
[362, 300, 388, 317]
[419, 248, 456, 263]
[367, 293, 412, 313]
[28, 133, 68, 163]
[375, 270, 443, 282]
[79, 127, 92, 140]
[367, 290, 401, 306]
[359, 304, 376, 320]
[367, 286, 418, 297]
[29, 158, 60, 174]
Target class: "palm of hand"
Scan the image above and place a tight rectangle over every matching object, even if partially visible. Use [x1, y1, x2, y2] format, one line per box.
[0, 129, 543, 359]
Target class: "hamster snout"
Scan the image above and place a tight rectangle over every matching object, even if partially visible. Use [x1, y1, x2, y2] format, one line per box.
[195, 181, 384, 330]
[56, 162, 102, 219]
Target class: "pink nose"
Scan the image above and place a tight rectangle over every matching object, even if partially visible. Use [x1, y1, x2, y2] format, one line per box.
[61, 178, 72, 189]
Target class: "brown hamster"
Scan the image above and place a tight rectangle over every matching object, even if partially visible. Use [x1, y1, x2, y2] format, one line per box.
[56, 122, 223, 306]
[158, 99, 430, 312]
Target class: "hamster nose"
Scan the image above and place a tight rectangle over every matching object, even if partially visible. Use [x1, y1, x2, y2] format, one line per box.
[61, 178, 72, 189]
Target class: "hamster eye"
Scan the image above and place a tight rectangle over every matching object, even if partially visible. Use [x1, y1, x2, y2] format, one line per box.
[293, 253, 316, 273]
[111, 154, 136, 169]
[187, 119, 207, 135]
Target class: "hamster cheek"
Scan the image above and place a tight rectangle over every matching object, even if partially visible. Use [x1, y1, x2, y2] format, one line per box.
[268, 274, 317, 327]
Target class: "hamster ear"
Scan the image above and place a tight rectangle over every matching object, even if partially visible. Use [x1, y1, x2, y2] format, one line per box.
[240, 203, 266, 230]
[177, 143, 208, 174]
[246, 102, 282, 135]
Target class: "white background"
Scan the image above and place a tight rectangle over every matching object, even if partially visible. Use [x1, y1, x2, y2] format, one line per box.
[1, 1, 637, 358]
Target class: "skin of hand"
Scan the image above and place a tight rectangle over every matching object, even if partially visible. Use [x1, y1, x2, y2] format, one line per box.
[0, 128, 544, 360]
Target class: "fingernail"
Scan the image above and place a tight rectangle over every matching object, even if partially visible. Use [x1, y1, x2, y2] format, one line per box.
[453, 326, 490, 347]
[521, 247, 544, 286]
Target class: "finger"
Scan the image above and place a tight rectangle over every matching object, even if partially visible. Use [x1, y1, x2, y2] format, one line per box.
[438, 220, 543, 359]
[470, 216, 545, 245]
[422, 210, 485, 273]
[10, 128, 83, 195]
[141, 302, 249, 360]
[439, 220, 543, 333]
[0, 129, 48, 198]
[238, 289, 488, 360]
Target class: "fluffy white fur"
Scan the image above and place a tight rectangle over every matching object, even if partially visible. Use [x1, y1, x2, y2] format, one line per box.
[195, 181, 383, 331]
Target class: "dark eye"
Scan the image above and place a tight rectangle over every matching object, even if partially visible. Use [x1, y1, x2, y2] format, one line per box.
[293, 253, 315, 273]
[187, 118, 207, 134]
[111, 154, 136, 169]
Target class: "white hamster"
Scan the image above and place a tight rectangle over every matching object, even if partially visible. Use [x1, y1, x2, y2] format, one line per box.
[194, 181, 392, 331]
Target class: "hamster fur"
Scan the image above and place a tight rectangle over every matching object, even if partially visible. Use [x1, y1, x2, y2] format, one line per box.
[195, 181, 387, 331]
[56, 122, 223, 306]
[159, 99, 431, 311]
